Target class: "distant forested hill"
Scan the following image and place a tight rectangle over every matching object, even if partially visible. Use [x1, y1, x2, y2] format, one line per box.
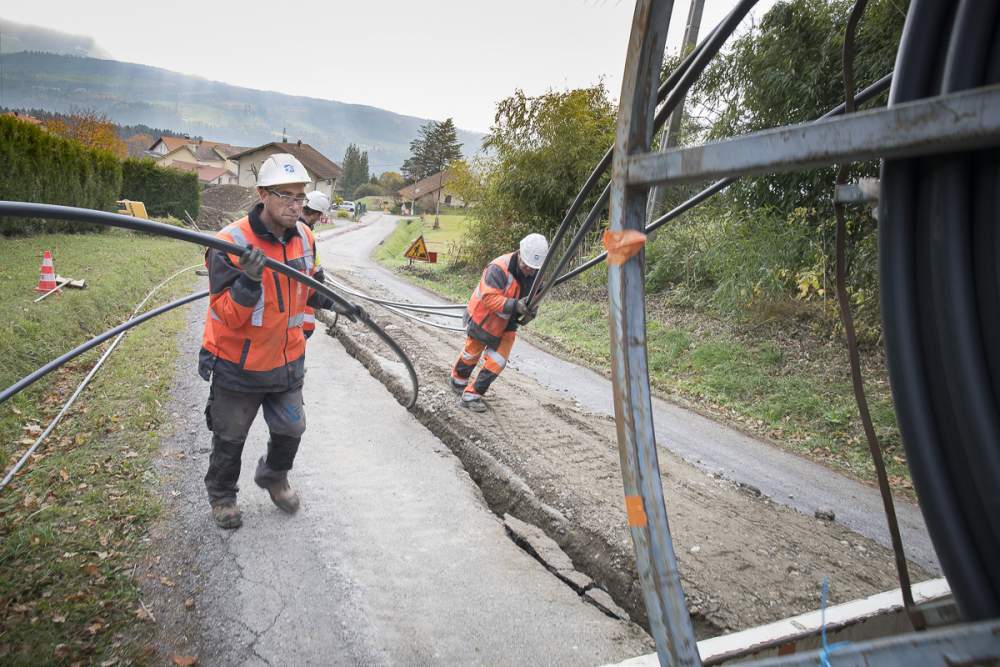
[1, 51, 485, 171]
[0, 18, 110, 58]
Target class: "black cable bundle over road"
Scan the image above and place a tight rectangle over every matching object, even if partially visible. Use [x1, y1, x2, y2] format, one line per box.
[0, 202, 420, 410]
[880, 0, 1000, 619]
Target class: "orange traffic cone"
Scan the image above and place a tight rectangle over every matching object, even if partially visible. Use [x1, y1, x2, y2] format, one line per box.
[36, 250, 60, 294]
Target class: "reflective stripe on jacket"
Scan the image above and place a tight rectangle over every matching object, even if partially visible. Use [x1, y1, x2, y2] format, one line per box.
[465, 252, 521, 348]
[199, 211, 318, 392]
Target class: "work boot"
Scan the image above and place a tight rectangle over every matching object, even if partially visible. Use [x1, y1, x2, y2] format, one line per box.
[254, 457, 301, 514]
[460, 392, 488, 413]
[448, 374, 468, 394]
[211, 501, 242, 529]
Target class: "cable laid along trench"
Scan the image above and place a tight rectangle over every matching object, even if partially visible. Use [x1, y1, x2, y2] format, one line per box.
[0, 265, 206, 491]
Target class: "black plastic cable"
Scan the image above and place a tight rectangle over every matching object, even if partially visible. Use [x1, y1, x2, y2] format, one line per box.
[551, 71, 894, 288]
[0, 202, 420, 410]
[529, 0, 761, 307]
[927, 0, 1000, 598]
[323, 276, 464, 316]
[880, 0, 999, 619]
[524, 0, 758, 306]
[0, 290, 209, 405]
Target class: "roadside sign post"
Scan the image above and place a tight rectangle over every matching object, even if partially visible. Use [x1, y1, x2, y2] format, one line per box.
[403, 235, 437, 266]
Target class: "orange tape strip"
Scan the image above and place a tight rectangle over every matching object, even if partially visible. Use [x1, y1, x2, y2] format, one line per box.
[625, 494, 648, 527]
[603, 229, 647, 266]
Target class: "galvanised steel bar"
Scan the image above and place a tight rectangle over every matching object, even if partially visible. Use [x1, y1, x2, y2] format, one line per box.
[551, 71, 894, 290]
[610, 1, 701, 666]
[524, 0, 751, 307]
[625, 83, 1000, 187]
[746, 619, 1000, 667]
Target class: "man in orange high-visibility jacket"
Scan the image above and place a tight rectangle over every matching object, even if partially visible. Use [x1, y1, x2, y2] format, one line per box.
[299, 191, 331, 338]
[199, 154, 353, 530]
[449, 233, 548, 413]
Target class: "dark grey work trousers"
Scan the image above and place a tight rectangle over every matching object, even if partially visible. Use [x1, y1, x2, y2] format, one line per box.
[203, 382, 306, 505]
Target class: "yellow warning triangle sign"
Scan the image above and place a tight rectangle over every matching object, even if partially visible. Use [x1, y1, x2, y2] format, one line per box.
[403, 235, 430, 261]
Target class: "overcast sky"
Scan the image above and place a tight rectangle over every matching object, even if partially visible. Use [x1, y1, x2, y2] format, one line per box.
[2, 1, 778, 133]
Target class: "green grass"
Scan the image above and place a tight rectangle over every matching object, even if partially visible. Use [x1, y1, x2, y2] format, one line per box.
[528, 298, 908, 487]
[0, 230, 202, 664]
[372, 217, 909, 489]
[376, 215, 470, 274]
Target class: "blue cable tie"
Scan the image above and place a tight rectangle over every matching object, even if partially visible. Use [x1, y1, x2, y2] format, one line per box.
[819, 576, 851, 666]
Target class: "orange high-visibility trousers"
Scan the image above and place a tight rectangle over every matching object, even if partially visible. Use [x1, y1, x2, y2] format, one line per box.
[451, 331, 517, 397]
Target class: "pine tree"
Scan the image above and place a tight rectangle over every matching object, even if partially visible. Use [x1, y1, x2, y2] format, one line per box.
[340, 143, 368, 198]
[400, 118, 463, 227]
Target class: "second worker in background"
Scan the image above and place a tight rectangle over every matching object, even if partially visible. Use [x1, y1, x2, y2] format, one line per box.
[449, 233, 548, 412]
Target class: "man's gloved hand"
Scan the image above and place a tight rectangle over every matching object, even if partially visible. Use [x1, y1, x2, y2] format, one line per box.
[518, 308, 537, 325]
[240, 246, 266, 282]
[332, 300, 366, 324]
[514, 297, 533, 316]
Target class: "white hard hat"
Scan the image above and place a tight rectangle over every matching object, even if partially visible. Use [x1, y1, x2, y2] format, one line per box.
[304, 191, 331, 213]
[519, 233, 548, 269]
[256, 153, 311, 187]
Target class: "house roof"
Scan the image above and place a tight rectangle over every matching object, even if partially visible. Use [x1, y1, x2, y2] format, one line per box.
[194, 144, 223, 161]
[159, 144, 197, 161]
[398, 171, 449, 200]
[228, 142, 343, 180]
[213, 143, 250, 158]
[163, 161, 199, 174]
[150, 136, 190, 152]
[197, 165, 233, 183]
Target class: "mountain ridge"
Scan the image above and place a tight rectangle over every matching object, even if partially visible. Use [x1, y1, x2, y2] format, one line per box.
[1, 51, 485, 171]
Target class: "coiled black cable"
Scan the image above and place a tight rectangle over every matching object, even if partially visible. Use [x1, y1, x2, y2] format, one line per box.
[880, 0, 1000, 619]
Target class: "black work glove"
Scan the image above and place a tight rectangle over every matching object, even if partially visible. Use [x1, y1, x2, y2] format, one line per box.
[240, 246, 266, 282]
[518, 307, 538, 325]
[332, 300, 366, 324]
[514, 297, 532, 316]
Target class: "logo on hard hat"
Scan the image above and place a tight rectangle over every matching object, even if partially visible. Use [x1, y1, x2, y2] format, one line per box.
[283, 164, 295, 173]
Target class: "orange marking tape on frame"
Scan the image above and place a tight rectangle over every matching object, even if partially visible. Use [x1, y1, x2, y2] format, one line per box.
[603, 229, 647, 266]
[625, 495, 648, 527]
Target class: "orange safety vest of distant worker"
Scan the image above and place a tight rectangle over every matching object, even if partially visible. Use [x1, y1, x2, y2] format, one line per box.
[202, 216, 318, 376]
[465, 252, 521, 347]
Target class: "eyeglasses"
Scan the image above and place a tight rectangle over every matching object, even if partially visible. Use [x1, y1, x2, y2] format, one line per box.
[267, 189, 308, 206]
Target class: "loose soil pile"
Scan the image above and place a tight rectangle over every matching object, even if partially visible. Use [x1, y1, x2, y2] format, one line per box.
[197, 185, 257, 230]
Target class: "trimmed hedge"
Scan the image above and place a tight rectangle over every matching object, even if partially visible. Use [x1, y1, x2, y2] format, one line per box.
[0, 115, 122, 235]
[121, 158, 200, 220]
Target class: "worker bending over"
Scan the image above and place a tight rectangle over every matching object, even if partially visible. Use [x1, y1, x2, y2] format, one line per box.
[199, 153, 350, 529]
[449, 234, 548, 412]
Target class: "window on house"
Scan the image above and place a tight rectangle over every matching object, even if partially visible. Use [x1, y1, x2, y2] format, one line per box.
[445, 194, 452, 205]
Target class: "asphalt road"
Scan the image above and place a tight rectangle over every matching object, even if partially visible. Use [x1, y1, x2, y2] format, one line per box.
[317, 213, 941, 575]
[156, 277, 650, 665]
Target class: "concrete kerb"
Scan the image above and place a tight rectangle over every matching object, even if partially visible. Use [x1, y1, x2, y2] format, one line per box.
[317, 308, 661, 636]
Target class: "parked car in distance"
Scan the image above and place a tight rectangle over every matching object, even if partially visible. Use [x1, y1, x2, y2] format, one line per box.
[338, 201, 356, 213]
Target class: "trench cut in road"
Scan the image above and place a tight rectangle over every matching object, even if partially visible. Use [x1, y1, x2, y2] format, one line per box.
[317, 213, 939, 575]
[162, 282, 651, 666]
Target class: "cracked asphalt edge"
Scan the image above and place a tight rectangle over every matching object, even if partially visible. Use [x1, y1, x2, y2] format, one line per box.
[320, 310, 654, 634]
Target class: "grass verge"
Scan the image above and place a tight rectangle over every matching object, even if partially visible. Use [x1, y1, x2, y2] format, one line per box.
[0, 230, 202, 665]
[372, 217, 910, 491]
